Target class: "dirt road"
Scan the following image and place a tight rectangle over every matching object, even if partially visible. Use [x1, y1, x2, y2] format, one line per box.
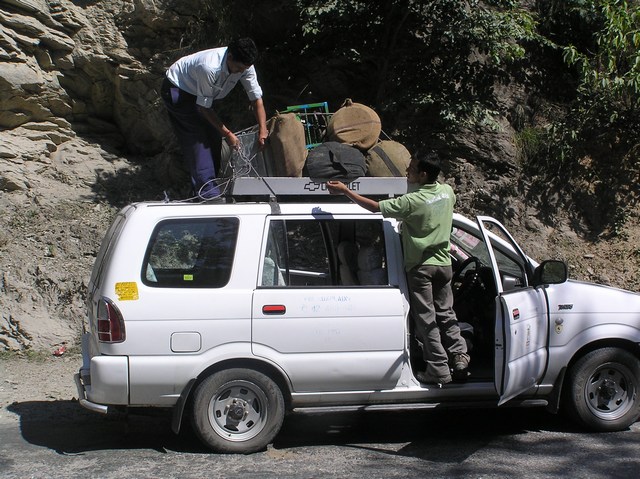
[2, 354, 640, 479]
[0, 353, 78, 412]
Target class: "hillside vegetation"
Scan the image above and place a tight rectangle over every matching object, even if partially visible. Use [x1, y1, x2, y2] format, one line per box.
[0, 0, 638, 351]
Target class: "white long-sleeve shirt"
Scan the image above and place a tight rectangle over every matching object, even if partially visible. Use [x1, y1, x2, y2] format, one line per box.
[166, 47, 263, 108]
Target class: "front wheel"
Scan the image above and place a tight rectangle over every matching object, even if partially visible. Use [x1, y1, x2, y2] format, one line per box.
[563, 348, 640, 431]
[191, 368, 285, 453]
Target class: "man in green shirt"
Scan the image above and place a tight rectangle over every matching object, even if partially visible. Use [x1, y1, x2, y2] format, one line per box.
[327, 152, 469, 386]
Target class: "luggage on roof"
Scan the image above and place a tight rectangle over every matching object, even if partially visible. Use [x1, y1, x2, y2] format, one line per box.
[303, 141, 366, 181]
[366, 140, 411, 177]
[327, 99, 381, 151]
[220, 101, 409, 199]
[265, 112, 307, 177]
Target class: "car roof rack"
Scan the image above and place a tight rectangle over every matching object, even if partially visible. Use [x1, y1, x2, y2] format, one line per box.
[230, 176, 407, 203]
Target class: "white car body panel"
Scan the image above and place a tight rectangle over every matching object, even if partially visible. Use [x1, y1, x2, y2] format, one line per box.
[496, 288, 549, 404]
[253, 287, 405, 391]
[85, 355, 129, 405]
[127, 342, 254, 404]
[75, 200, 640, 423]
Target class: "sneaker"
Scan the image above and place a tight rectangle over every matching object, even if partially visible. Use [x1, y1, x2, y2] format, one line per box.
[415, 371, 452, 387]
[452, 354, 470, 381]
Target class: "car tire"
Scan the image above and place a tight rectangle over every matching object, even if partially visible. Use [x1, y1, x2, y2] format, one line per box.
[191, 368, 285, 453]
[563, 347, 640, 431]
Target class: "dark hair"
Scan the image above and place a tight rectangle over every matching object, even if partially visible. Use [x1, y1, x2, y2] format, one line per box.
[228, 37, 259, 66]
[415, 150, 442, 181]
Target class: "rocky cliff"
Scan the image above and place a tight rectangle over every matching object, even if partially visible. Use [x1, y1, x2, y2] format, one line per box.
[1, 0, 638, 351]
[0, 0, 182, 350]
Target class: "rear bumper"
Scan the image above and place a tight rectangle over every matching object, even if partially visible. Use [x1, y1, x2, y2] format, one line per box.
[74, 369, 108, 414]
[75, 333, 129, 412]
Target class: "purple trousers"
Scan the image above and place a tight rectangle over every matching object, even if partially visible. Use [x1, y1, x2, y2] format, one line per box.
[161, 77, 221, 198]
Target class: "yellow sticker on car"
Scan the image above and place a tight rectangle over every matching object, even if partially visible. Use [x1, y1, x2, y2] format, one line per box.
[183, 274, 194, 281]
[115, 282, 139, 301]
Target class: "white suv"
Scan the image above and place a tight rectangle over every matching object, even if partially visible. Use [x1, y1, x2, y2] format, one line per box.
[75, 181, 640, 453]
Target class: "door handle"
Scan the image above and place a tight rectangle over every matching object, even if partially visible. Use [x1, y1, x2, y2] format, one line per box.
[262, 304, 286, 315]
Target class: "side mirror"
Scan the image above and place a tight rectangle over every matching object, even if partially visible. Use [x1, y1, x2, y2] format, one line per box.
[532, 260, 568, 286]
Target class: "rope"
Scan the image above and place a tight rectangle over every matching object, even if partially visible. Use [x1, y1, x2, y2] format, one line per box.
[166, 128, 262, 203]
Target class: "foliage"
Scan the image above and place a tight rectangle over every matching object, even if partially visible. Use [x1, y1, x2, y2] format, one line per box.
[559, 0, 640, 152]
[170, 0, 297, 59]
[527, 0, 640, 237]
[177, 0, 248, 53]
[563, 0, 640, 108]
[182, 0, 638, 236]
[536, 0, 602, 50]
[514, 126, 547, 163]
[293, 0, 539, 144]
[179, 0, 543, 145]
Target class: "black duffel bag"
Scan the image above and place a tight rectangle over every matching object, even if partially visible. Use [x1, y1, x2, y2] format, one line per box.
[303, 141, 367, 181]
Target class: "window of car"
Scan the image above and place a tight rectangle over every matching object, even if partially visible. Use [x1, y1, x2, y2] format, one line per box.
[260, 218, 388, 287]
[451, 224, 527, 289]
[141, 217, 239, 288]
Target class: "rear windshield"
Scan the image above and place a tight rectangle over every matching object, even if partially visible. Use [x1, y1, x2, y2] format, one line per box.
[142, 217, 239, 288]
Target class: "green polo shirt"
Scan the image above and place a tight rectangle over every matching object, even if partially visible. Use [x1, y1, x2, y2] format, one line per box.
[379, 182, 455, 271]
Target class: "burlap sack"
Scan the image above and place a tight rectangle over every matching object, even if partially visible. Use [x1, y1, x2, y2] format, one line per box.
[266, 113, 307, 176]
[327, 98, 381, 151]
[366, 140, 411, 177]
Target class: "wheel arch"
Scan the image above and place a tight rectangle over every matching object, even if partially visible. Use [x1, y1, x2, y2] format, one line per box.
[195, 358, 293, 405]
[172, 357, 293, 434]
[566, 338, 640, 372]
[558, 339, 640, 430]
[546, 338, 640, 415]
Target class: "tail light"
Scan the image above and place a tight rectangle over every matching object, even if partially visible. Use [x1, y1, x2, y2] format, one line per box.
[96, 297, 126, 343]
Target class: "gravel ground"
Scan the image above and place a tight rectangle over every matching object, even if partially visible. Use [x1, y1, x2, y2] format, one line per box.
[0, 352, 80, 424]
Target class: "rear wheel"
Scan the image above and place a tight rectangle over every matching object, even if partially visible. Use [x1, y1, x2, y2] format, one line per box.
[191, 368, 285, 453]
[564, 348, 640, 431]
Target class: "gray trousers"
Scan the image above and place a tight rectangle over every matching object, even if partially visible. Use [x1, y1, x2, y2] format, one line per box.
[407, 264, 469, 378]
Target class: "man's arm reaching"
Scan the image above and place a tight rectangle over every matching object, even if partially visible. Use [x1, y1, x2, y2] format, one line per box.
[326, 180, 380, 212]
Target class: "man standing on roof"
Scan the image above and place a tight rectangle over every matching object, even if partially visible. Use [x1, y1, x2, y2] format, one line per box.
[326, 151, 470, 386]
[161, 37, 268, 199]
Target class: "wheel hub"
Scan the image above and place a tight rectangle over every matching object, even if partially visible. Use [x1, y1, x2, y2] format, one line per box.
[598, 378, 618, 402]
[226, 399, 248, 421]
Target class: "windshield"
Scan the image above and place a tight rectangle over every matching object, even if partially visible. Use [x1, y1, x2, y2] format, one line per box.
[451, 224, 527, 283]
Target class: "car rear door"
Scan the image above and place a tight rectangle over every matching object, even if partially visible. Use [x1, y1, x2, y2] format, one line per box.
[251, 215, 406, 393]
[476, 216, 550, 405]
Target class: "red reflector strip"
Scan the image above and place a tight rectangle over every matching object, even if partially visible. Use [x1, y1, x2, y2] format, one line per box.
[262, 305, 286, 315]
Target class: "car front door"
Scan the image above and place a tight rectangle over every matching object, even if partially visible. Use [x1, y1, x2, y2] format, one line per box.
[476, 216, 550, 405]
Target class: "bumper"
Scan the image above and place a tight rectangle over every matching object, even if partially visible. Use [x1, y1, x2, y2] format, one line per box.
[74, 369, 108, 414]
[75, 333, 130, 412]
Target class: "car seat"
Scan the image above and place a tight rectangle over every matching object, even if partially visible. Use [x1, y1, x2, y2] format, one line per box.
[357, 245, 387, 285]
[337, 241, 359, 285]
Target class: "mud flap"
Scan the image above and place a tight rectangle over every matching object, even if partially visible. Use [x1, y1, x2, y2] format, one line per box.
[545, 367, 566, 414]
[171, 378, 197, 434]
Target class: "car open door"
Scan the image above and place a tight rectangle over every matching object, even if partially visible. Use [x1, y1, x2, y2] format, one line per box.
[476, 216, 550, 405]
